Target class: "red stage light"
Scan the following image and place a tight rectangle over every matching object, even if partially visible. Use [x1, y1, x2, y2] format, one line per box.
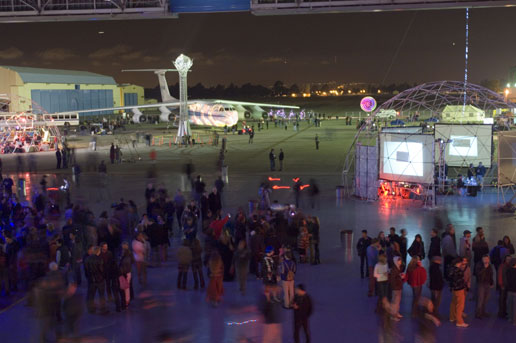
[292, 177, 300, 182]
[273, 185, 290, 190]
[300, 184, 310, 190]
[268, 177, 281, 181]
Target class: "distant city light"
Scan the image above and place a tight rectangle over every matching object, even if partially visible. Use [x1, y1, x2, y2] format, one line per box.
[98, 31, 104, 34]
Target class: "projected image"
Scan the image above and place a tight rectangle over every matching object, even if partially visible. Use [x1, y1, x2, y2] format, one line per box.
[383, 142, 423, 177]
[449, 135, 478, 157]
[434, 124, 492, 167]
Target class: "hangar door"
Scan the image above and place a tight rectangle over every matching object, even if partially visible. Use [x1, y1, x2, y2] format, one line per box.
[31, 89, 114, 116]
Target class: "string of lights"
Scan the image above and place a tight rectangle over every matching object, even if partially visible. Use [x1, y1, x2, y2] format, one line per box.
[462, 8, 469, 114]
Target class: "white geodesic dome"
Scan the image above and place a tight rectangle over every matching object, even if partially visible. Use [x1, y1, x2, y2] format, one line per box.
[372, 80, 516, 119]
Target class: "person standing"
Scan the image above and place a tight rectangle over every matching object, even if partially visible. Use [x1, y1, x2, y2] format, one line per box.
[356, 230, 372, 279]
[292, 284, 313, 343]
[449, 257, 469, 327]
[475, 254, 494, 319]
[374, 254, 389, 313]
[428, 256, 444, 318]
[280, 250, 297, 309]
[441, 224, 457, 280]
[84, 246, 107, 314]
[472, 227, 489, 267]
[269, 149, 276, 171]
[389, 256, 405, 320]
[206, 251, 224, 306]
[400, 229, 408, 265]
[55, 148, 62, 169]
[407, 256, 427, 316]
[459, 230, 472, 262]
[427, 228, 441, 261]
[190, 238, 205, 290]
[100, 242, 121, 312]
[506, 259, 516, 325]
[408, 234, 425, 260]
[177, 240, 193, 290]
[279, 149, 284, 171]
[367, 239, 379, 297]
[260, 286, 283, 343]
[233, 240, 251, 295]
[315, 134, 319, 150]
[109, 143, 115, 164]
[119, 242, 133, 310]
[132, 233, 147, 286]
[498, 255, 512, 319]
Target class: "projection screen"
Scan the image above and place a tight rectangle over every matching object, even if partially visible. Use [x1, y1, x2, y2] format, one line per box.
[379, 133, 435, 184]
[434, 124, 493, 168]
[498, 132, 516, 185]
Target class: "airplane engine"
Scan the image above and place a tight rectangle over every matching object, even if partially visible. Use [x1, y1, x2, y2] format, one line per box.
[244, 111, 251, 119]
[131, 108, 146, 123]
[262, 112, 268, 119]
[159, 106, 174, 122]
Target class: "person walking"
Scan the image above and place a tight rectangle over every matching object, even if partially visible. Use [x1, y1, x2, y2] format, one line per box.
[449, 257, 469, 327]
[269, 149, 276, 171]
[407, 256, 427, 316]
[293, 284, 313, 343]
[315, 134, 319, 150]
[367, 239, 380, 297]
[357, 230, 372, 279]
[119, 242, 133, 310]
[233, 240, 251, 295]
[132, 233, 147, 286]
[389, 256, 405, 320]
[475, 254, 494, 319]
[278, 149, 284, 171]
[280, 250, 297, 309]
[428, 256, 444, 318]
[55, 148, 62, 169]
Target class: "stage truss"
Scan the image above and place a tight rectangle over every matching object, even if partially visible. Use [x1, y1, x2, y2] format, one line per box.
[0, 94, 61, 153]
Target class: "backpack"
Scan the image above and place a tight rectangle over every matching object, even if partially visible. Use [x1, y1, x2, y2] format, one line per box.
[285, 261, 295, 281]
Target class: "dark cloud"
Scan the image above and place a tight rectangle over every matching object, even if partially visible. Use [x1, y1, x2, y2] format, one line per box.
[0, 47, 23, 60]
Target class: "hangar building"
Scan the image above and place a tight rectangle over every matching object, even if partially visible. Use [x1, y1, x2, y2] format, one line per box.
[0, 66, 144, 116]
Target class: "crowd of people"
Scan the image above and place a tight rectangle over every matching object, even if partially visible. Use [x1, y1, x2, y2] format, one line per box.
[0, 161, 320, 342]
[357, 225, 516, 328]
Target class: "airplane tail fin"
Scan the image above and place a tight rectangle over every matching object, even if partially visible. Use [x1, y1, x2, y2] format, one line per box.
[122, 69, 177, 102]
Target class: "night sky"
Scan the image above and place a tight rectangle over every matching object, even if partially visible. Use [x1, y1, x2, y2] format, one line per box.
[1, 7, 515, 88]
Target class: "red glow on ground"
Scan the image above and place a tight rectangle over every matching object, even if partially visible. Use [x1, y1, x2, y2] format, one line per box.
[300, 184, 310, 190]
[268, 177, 281, 181]
[292, 177, 300, 182]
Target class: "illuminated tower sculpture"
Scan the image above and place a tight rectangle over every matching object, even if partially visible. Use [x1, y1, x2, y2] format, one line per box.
[174, 54, 193, 143]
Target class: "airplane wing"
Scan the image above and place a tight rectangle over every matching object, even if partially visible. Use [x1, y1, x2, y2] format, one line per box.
[211, 100, 299, 109]
[46, 102, 182, 115]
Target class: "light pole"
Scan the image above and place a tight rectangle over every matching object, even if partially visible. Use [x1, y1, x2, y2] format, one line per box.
[174, 54, 193, 144]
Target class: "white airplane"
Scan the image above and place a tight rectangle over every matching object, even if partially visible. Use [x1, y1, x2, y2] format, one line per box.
[118, 68, 300, 126]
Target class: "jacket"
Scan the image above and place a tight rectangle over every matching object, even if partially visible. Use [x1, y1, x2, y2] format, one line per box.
[475, 263, 494, 286]
[356, 237, 371, 256]
[293, 294, 313, 321]
[389, 265, 405, 291]
[506, 268, 516, 293]
[177, 245, 193, 266]
[408, 241, 425, 260]
[84, 254, 104, 283]
[366, 245, 378, 267]
[429, 263, 444, 291]
[459, 237, 472, 261]
[407, 266, 427, 287]
[441, 234, 457, 258]
[472, 236, 489, 265]
[449, 265, 466, 291]
[428, 236, 441, 259]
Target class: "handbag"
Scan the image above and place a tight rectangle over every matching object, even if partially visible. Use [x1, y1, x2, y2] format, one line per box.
[119, 275, 129, 290]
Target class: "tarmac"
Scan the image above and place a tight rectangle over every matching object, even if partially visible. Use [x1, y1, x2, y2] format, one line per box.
[1, 120, 516, 342]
